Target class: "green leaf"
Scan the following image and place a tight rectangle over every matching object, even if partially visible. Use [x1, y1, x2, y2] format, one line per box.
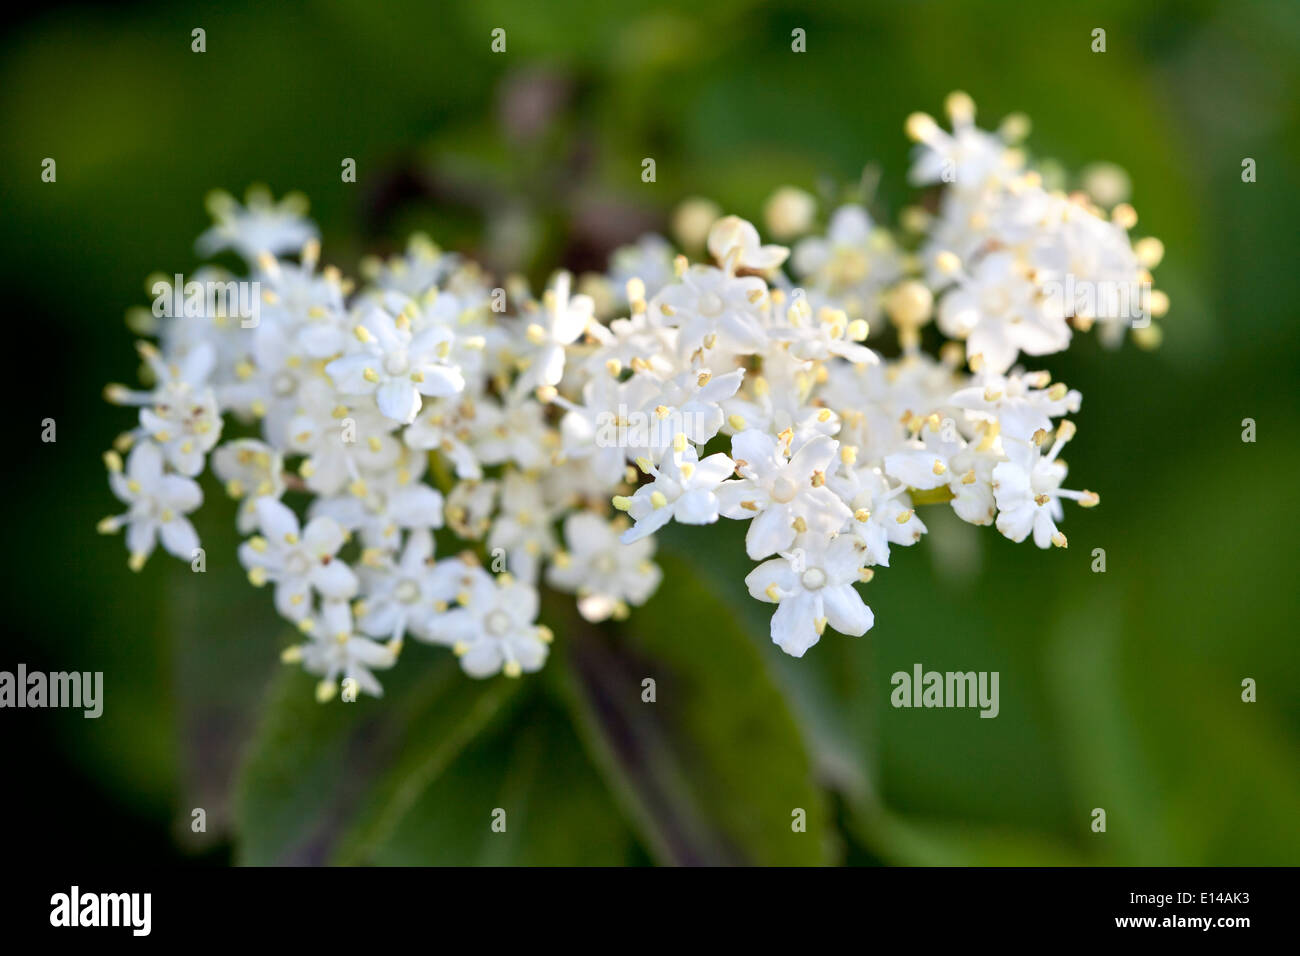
[233, 652, 522, 865]
[358, 694, 641, 865]
[656, 522, 880, 810]
[234, 645, 640, 865]
[553, 548, 834, 865]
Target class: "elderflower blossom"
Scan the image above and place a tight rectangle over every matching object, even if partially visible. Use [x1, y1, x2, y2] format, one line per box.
[100, 95, 1164, 697]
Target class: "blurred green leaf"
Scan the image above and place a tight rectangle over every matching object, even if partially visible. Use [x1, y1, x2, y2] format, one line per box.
[234, 653, 521, 864]
[555, 550, 835, 865]
[358, 694, 640, 865]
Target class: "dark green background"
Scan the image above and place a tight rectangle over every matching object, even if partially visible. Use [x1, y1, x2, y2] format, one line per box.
[4, 0, 1297, 864]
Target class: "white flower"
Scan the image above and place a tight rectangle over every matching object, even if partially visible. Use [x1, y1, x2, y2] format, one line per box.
[650, 265, 771, 356]
[883, 433, 1000, 527]
[608, 234, 677, 305]
[106, 342, 223, 476]
[211, 439, 285, 533]
[363, 233, 459, 298]
[791, 205, 903, 299]
[197, 187, 318, 262]
[326, 306, 465, 424]
[937, 250, 1071, 373]
[830, 465, 927, 567]
[284, 380, 402, 496]
[905, 93, 1019, 191]
[99, 442, 202, 571]
[356, 530, 463, 643]
[239, 498, 357, 620]
[471, 393, 553, 472]
[443, 479, 496, 540]
[720, 350, 840, 448]
[426, 568, 551, 678]
[745, 534, 873, 656]
[629, 366, 745, 464]
[101, 96, 1155, 696]
[992, 424, 1097, 548]
[547, 512, 661, 622]
[311, 460, 444, 553]
[706, 215, 789, 272]
[769, 295, 877, 365]
[716, 431, 852, 559]
[291, 600, 397, 700]
[486, 471, 558, 583]
[519, 272, 594, 389]
[402, 397, 484, 480]
[614, 446, 735, 542]
[949, 369, 1080, 442]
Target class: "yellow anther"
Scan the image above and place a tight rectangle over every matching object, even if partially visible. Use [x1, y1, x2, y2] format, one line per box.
[905, 111, 939, 142]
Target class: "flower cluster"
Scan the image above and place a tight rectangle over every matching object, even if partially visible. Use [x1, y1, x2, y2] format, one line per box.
[100, 95, 1164, 698]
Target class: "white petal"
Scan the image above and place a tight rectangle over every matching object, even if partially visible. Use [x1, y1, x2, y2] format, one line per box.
[376, 379, 422, 424]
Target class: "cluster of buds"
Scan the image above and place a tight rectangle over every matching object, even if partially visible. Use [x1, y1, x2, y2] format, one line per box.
[100, 94, 1162, 698]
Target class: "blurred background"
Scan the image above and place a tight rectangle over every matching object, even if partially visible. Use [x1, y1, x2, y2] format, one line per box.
[3, 0, 1298, 865]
